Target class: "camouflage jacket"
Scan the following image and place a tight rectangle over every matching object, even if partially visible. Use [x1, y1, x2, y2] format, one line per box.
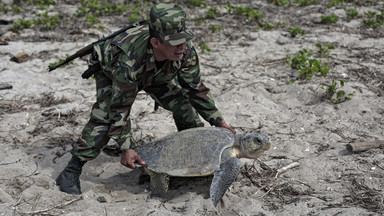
[93, 24, 224, 150]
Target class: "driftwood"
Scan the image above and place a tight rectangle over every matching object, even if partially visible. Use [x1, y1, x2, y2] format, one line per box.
[0, 83, 12, 90]
[346, 140, 384, 153]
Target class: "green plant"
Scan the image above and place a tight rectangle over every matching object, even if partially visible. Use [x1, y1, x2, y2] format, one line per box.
[186, 0, 207, 8]
[363, 19, 376, 28]
[321, 14, 339, 24]
[289, 26, 305, 37]
[365, 10, 377, 19]
[261, 21, 274, 30]
[11, 18, 34, 31]
[32, 0, 56, 9]
[127, 7, 141, 23]
[193, 18, 204, 25]
[268, 0, 292, 6]
[205, 8, 221, 19]
[316, 43, 335, 58]
[198, 42, 211, 52]
[321, 79, 354, 104]
[77, 0, 129, 17]
[27, 0, 56, 5]
[85, 14, 100, 26]
[13, 4, 22, 13]
[299, 58, 330, 79]
[35, 11, 60, 29]
[2, 6, 10, 13]
[363, 10, 384, 28]
[209, 25, 221, 33]
[127, 14, 140, 23]
[127, 5, 145, 23]
[97, 24, 104, 29]
[377, 12, 384, 24]
[11, 10, 64, 31]
[327, 0, 346, 8]
[79, 0, 103, 15]
[276, 20, 289, 27]
[226, 3, 263, 22]
[287, 49, 330, 80]
[344, 8, 358, 21]
[287, 49, 311, 69]
[268, 0, 320, 6]
[293, 0, 319, 7]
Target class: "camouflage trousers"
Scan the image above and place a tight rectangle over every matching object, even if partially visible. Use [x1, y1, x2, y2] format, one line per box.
[71, 70, 204, 161]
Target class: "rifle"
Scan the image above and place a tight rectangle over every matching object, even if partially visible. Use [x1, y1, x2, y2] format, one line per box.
[48, 20, 148, 76]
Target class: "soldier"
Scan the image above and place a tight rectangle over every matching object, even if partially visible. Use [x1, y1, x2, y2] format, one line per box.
[56, 3, 236, 195]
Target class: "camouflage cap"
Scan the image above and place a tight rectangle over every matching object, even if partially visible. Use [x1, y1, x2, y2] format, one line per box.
[149, 3, 194, 46]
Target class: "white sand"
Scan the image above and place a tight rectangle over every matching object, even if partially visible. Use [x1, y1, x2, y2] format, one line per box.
[1, 1, 383, 215]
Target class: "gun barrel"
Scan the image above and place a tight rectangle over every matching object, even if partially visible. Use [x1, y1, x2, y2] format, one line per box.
[48, 44, 94, 72]
[48, 63, 63, 72]
[48, 58, 74, 72]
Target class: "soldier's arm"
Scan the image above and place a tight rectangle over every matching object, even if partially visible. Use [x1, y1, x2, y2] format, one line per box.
[107, 61, 138, 151]
[177, 42, 224, 126]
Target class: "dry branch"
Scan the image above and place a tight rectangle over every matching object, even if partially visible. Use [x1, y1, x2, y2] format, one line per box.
[275, 162, 300, 178]
[0, 83, 13, 90]
[18, 196, 83, 215]
[346, 140, 384, 153]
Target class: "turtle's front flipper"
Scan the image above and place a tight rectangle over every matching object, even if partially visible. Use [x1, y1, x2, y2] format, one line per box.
[145, 167, 170, 199]
[210, 157, 242, 207]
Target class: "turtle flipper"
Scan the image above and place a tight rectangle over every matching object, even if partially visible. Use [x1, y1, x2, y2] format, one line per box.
[210, 157, 242, 207]
[145, 167, 170, 198]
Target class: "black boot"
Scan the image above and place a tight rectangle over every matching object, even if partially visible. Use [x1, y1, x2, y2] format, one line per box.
[56, 156, 86, 194]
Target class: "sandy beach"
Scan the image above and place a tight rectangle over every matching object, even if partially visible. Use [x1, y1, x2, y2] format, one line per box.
[1, 1, 383, 215]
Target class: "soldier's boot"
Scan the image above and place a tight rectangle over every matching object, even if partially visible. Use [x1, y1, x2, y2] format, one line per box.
[56, 156, 86, 194]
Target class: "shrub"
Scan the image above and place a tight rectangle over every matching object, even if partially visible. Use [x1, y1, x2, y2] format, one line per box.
[321, 14, 339, 24]
[289, 26, 305, 37]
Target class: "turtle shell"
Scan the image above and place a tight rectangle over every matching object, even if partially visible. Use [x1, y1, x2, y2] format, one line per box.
[135, 127, 235, 177]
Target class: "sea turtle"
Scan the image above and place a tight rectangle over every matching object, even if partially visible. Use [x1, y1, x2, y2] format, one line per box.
[134, 127, 270, 207]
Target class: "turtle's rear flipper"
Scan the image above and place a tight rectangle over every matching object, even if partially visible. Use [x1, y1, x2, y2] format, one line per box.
[210, 157, 241, 208]
[145, 167, 170, 199]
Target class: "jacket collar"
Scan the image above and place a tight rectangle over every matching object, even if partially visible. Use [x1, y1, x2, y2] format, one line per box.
[145, 42, 156, 72]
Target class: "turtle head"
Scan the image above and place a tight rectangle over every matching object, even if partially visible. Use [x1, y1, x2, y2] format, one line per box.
[236, 133, 270, 159]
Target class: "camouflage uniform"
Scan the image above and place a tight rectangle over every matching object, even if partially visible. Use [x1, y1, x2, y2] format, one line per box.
[71, 3, 224, 161]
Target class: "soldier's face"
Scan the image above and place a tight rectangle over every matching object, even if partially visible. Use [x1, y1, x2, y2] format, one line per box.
[152, 38, 186, 61]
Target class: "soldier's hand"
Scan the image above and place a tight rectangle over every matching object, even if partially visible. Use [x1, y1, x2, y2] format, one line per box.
[216, 120, 236, 134]
[121, 149, 145, 169]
